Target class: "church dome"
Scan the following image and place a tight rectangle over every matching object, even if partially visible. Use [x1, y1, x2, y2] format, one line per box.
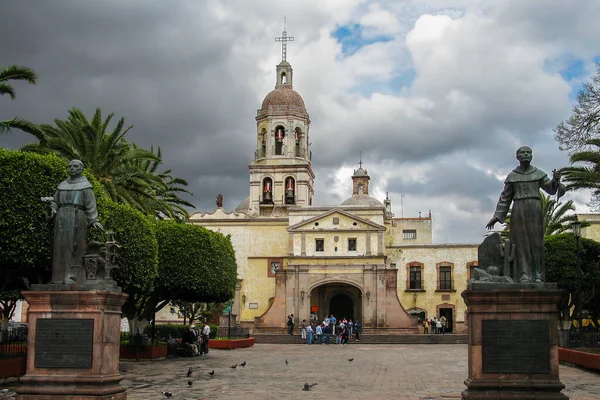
[235, 196, 250, 213]
[261, 86, 306, 109]
[352, 167, 368, 177]
[340, 195, 383, 207]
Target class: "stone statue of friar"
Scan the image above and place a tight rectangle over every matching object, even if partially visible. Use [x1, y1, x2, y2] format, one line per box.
[49, 160, 103, 284]
[486, 146, 565, 283]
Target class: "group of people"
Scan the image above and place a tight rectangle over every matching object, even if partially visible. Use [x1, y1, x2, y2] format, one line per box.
[297, 314, 362, 345]
[183, 320, 212, 356]
[422, 316, 447, 335]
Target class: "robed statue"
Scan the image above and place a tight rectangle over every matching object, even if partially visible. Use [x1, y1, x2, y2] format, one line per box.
[486, 146, 565, 283]
[49, 160, 103, 284]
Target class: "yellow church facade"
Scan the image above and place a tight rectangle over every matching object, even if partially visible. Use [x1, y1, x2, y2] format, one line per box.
[190, 55, 477, 334]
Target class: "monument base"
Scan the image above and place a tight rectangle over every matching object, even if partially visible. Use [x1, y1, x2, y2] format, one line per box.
[461, 288, 567, 400]
[16, 290, 128, 400]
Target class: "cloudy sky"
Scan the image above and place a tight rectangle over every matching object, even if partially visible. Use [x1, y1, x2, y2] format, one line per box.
[2, 0, 599, 243]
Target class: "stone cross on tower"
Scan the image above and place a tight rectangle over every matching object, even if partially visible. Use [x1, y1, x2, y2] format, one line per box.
[275, 17, 294, 61]
[359, 151, 363, 169]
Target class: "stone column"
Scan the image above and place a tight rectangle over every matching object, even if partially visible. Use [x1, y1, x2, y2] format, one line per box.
[17, 290, 128, 400]
[462, 284, 567, 400]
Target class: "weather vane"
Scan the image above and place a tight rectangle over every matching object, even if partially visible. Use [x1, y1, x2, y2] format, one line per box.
[275, 17, 294, 62]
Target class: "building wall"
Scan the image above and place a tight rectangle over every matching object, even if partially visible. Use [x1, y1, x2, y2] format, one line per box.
[578, 213, 600, 242]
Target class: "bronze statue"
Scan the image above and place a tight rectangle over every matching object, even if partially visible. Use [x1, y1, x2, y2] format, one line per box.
[216, 194, 223, 208]
[49, 160, 103, 284]
[486, 146, 565, 283]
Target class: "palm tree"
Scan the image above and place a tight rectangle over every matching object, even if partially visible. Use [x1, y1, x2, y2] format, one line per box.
[22, 107, 174, 215]
[0, 65, 41, 136]
[502, 193, 576, 238]
[561, 138, 600, 209]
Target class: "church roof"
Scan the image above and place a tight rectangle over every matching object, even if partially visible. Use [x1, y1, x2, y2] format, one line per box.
[340, 194, 383, 207]
[352, 167, 368, 177]
[261, 86, 306, 109]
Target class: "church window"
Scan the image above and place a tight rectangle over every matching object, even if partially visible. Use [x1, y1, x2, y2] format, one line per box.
[348, 238, 357, 251]
[358, 183, 364, 195]
[281, 72, 287, 84]
[285, 177, 295, 204]
[438, 265, 453, 290]
[403, 229, 417, 240]
[409, 266, 422, 290]
[261, 178, 273, 204]
[315, 239, 324, 252]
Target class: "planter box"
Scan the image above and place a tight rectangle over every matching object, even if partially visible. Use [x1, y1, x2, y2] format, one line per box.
[559, 347, 600, 372]
[0, 356, 26, 380]
[208, 337, 255, 350]
[120, 344, 168, 360]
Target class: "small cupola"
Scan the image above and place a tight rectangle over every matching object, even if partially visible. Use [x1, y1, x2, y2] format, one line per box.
[352, 160, 370, 196]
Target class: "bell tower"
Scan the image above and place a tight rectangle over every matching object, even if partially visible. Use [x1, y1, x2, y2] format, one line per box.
[243, 23, 314, 216]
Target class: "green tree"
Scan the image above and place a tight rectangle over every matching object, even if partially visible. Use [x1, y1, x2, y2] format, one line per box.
[545, 234, 600, 322]
[131, 221, 237, 334]
[554, 63, 600, 152]
[0, 65, 41, 136]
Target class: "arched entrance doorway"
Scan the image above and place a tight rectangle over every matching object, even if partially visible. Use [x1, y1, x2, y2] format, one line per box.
[330, 293, 353, 321]
[308, 282, 361, 323]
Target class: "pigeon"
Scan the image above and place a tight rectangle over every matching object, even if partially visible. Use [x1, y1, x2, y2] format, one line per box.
[240, 361, 247, 367]
[348, 358, 354, 362]
[230, 364, 237, 369]
[285, 359, 288, 365]
[187, 367, 193, 377]
[161, 391, 173, 398]
[187, 380, 193, 386]
[302, 383, 317, 391]
[208, 370, 215, 376]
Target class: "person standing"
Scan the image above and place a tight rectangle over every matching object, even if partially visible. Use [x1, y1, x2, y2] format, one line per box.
[306, 323, 314, 345]
[436, 318, 442, 335]
[287, 314, 295, 335]
[316, 323, 323, 344]
[301, 319, 307, 341]
[423, 319, 429, 334]
[201, 320, 211, 355]
[348, 319, 354, 337]
[323, 323, 331, 345]
[440, 315, 447, 335]
[355, 320, 361, 341]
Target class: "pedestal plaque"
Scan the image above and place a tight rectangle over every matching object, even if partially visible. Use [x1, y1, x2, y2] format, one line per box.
[35, 319, 94, 369]
[482, 320, 549, 374]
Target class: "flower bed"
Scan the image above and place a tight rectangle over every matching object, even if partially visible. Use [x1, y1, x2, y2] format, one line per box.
[208, 337, 255, 350]
[559, 347, 600, 372]
[120, 344, 168, 360]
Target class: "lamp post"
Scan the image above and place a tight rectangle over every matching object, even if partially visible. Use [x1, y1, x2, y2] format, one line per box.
[571, 216, 582, 347]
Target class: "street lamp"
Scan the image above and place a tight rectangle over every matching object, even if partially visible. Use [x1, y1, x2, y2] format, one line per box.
[571, 216, 582, 347]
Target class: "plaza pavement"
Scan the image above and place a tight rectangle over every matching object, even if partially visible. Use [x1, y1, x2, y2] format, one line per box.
[118, 343, 600, 400]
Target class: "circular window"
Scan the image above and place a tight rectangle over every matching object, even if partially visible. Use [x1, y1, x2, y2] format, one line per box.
[353, 222, 357, 226]
[315, 222, 319, 226]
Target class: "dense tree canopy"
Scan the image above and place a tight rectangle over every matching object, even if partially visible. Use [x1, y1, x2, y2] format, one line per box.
[0, 65, 41, 136]
[545, 233, 600, 321]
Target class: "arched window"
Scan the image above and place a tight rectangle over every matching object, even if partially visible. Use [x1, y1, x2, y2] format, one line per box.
[294, 128, 303, 157]
[358, 183, 364, 195]
[280, 72, 287, 84]
[257, 129, 267, 158]
[262, 177, 273, 204]
[285, 177, 295, 204]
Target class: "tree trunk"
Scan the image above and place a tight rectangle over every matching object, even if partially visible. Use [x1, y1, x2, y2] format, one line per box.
[127, 317, 150, 336]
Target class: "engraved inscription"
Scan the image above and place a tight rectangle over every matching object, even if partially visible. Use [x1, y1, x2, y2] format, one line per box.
[35, 319, 94, 368]
[482, 320, 549, 374]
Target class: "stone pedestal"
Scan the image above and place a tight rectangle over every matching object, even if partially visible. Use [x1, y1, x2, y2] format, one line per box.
[462, 284, 567, 400]
[16, 291, 128, 400]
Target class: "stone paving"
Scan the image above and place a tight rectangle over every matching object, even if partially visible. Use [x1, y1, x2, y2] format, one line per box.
[116, 343, 600, 400]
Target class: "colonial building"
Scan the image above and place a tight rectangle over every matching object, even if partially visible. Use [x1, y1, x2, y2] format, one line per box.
[190, 48, 478, 333]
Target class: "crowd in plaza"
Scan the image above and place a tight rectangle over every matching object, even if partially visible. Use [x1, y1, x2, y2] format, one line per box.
[422, 316, 447, 334]
[286, 314, 362, 344]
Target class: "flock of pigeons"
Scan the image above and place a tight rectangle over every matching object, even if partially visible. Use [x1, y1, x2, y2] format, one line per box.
[160, 357, 355, 397]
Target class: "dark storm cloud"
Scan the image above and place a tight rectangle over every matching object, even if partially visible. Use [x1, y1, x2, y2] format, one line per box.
[0, 0, 266, 211]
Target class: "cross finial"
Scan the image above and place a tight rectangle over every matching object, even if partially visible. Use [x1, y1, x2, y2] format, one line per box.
[275, 17, 294, 62]
[359, 151, 363, 169]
